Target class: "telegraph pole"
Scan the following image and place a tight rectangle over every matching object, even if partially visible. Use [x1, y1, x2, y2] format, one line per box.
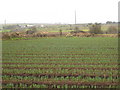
[75, 10, 76, 25]
[4, 19, 6, 27]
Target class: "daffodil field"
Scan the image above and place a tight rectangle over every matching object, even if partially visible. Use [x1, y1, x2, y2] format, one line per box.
[2, 37, 119, 88]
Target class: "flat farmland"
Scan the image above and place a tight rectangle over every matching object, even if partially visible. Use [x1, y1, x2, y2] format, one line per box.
[2, 37, 119, 88]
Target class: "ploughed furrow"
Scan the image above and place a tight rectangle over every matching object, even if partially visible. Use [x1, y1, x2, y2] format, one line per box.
[3, 73, 118, 79]
[2, 62, 119, 65]
[2, 80, 118, 86]
[3, 52, 118, 55]
[3, 67, 118, 70]
[3, 55, 118, 58]
[2, 58, 118, 62]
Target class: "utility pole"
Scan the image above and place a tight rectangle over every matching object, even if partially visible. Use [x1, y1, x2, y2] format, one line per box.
[4, 19, 6, 26]
[75, 10, 76, 25]
[2, 19, 6, 30]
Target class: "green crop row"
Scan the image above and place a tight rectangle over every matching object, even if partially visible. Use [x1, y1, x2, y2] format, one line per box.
[2, 37, 119, 88]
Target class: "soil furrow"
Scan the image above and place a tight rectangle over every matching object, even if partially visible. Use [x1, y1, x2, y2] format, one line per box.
[3, 67, 118, 70]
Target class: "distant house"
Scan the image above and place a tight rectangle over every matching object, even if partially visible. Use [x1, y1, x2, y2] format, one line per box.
[18, 25, 26, 28]
[40, 25, 44, 28]
[26, 24, 34, 28]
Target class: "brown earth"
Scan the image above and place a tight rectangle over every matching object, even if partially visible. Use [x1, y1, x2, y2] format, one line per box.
[1, 31, 119, 40]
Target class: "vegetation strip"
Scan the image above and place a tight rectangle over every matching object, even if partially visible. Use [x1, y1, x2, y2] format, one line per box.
[3, 73, 118, 78]
[2, 80, 118, 86]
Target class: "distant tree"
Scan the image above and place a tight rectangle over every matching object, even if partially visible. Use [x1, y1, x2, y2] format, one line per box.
[75, 26, 79, 31]
[26, 26, 37, 34]
[113, 22, 116, 24]
[89, 23, 102, 34]
[3, 25, 20, 30]
[106, 21, 113, 24]
[59, 29, 62, 36]
[107, 26, 118, 34]
[88, 23, 92, 25]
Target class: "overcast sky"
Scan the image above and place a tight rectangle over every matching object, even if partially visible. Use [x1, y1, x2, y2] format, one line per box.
[0, 0, 119, 24]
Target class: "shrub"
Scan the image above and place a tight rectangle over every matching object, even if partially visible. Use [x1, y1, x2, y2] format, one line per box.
[26, 26, 37, 34]
[59, 29, 62, 36]
[89, 23, 102, 34]
[107, 26, 118, 34]
[10, 32, 20, 38]
[2, 33, 11, 39]
[2, 32, 20, 39]
[75, 26, 79, 31]
[70, 30, 85, 34]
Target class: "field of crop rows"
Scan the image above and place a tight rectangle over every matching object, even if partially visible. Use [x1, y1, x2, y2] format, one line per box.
[2, 37, 119, 88]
